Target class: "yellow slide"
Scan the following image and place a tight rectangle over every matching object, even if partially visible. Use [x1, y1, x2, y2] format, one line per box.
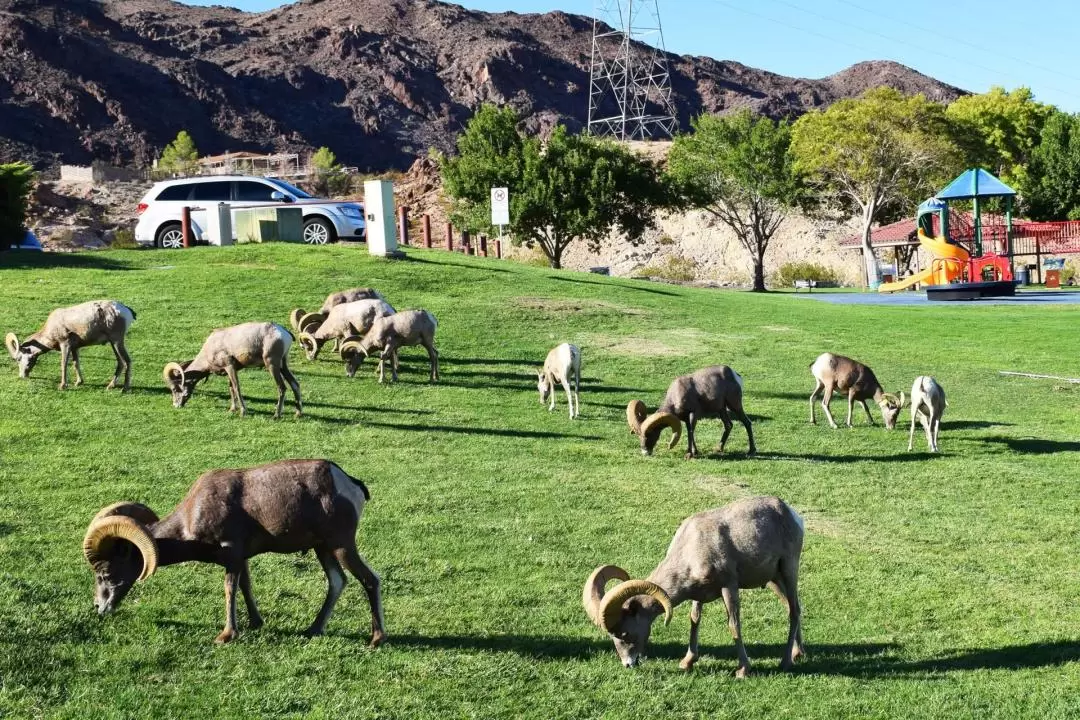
[879, 229, 969, 292]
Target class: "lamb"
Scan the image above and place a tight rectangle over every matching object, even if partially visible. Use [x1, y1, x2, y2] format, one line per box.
[626, 365, 755, 459]
[537, 343, 581, 419]
[163, 321, 302, 419]
[908, 375, 947, 452]
[583, 496, 804, 676]
[340, 309, 439, 383]
[295, 298, 396, 361]
[809, 352, 904, 429]
[82, 459, 385, 646]
[6, 299, 135, 391]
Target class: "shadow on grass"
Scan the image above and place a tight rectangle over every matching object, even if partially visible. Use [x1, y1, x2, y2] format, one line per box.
[401, 254, 514, 274]
[363, 419, 603, 441]
[939, 420, 1015, 431]
[0, 251, 138, 271]
[981, 436, 1080, 454]
[752, 451, 938, 464]
[547, 274, 681, 297]
[0, 522, 15, 537]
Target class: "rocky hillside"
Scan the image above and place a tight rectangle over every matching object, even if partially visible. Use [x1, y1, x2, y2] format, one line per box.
[0, 0, 966, 171]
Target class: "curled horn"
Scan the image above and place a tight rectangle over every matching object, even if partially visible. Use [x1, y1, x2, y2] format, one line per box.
[289, 308, 306, 332]
[299, 332, 318, 357]
[92, 502, 159, 527]
[83, 514, 159, 581]
[640, 412, 682, 450]
[163, 361, 186, 387]
[598, 579, 674, 632]
[881, 392, 903, 408]
[583, 565, 630, 627]
[5, 332, 19, 360]
[626, 400, 647, 436]
[339, 336, 366, 359]
[297, 312, 326, 334]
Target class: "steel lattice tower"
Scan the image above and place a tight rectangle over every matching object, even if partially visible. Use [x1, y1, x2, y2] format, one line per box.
[587, 0, 677, 141]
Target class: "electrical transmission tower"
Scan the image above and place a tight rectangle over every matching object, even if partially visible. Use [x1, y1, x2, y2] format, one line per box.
[587, 0, 677, 141]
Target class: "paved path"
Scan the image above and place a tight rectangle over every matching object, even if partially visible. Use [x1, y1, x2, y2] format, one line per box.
[790, 290, 1080, 306]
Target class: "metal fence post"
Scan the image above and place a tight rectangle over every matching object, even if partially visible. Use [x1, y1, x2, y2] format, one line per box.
[181, 206, 192, 248]
[423, 214, 432, 249]
[445, 223, 454, 252]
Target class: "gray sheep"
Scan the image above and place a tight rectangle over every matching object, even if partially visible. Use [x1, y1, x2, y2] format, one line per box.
[340, 309, 439, 383]
[296, 298, 396, 361]
[809, 352, 904, 429]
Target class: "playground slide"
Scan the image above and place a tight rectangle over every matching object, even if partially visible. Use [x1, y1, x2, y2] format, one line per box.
[879, 229, 969, 292]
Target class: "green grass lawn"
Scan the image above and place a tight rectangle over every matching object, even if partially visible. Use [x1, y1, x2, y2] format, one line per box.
[1, 244, 1079, 719]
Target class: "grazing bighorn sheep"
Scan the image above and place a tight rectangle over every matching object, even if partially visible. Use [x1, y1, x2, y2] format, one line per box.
[626, 365, 755, 459]
[163, 322, 302, 419]
[537, 343, 581, 419]
[295, 298, 396, 361]
[584, 496, 804, 676]
[340, 309, 439, 383]
[290, 288, 386, 352]
[908, 376, 947, 452]
[83, 459, 385, 646]
[809, 353, 904, 429]
[6, 300, 135, 391]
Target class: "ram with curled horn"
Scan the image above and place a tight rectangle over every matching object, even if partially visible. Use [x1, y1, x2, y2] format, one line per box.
[295, 298, 395, 361]
[626, 365, 755, 459]
[83, 459, 386, 646]
[583, 496, 805, 676]
[163, 321, 302, 418]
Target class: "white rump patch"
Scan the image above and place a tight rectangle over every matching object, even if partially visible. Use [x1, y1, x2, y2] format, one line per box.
[330, 464, 366, 515]
[787, 504, 806, 533]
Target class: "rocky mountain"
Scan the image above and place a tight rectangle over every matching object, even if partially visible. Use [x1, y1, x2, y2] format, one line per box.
[0, 0, 967, 171]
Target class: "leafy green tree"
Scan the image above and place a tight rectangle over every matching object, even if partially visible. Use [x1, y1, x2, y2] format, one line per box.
[158, 130, 199, 174]
[440, 104, 668, 269]
[0, 162, 34, 251]
[1027, 110, 1080, 220]
[310, 146, 351, 196]
[791, 87, 961, 286]
[946, 86, 1052, 195]
[668, 110, 803, 291]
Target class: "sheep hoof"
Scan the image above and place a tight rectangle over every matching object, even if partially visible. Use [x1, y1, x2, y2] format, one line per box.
[684, 452, 697, 461]
[679, 656, 697, 671]
[302, 626, 325, 639]
[734, 666, 750, 680]
[58, 383, 67, 390]
[370, 630, 386, 648]
[105, 381, 117, 390]
[248, 616, 264, 630]
[215, 629, 238, 644]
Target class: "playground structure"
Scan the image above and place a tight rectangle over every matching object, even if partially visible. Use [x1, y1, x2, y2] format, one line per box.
[879, 169, 1018, 299]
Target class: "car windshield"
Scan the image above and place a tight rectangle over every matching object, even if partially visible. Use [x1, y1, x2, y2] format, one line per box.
[265, 178, 312, 199]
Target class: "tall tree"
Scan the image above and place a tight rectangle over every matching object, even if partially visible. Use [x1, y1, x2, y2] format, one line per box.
[0, 162, 34, 251]
[946, 86, 1052, 196]
[790, 88, 960, 286]
[1027, 110, 1080, 221]
[158, 130, 199, 174]
[310, 146, 349, 196]
[668, 110, 803, 291]
[439, 105, 668, 269]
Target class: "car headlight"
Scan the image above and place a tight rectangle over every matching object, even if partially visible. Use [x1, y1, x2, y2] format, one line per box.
[340, 206, 362, 220]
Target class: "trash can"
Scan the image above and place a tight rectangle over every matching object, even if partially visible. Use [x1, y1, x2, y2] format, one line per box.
[1016, 266, 1030, 286]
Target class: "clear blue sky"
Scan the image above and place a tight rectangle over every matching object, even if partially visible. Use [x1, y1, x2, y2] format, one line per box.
[181, 0, 1080, 112]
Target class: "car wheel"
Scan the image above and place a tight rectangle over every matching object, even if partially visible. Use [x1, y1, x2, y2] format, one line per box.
[303, 218, 334, 245]
[155, 223, 185, 249]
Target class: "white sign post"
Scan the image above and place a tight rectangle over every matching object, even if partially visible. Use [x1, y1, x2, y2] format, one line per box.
[491, 187, 509, 239]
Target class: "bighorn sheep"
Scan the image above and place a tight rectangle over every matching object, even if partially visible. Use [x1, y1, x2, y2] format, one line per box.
[163, 322, 302, 419]
[290, 288, 386, 351]
[340, 309, 439, 383]
[583, 496, 804, 676]
[294, 298, 396, 361]
[6, 300, 135, 391]
[626, 366, 755, 459]
[908, 376, 947, 452]
[537, 343, 581, 419]
[83, 459, 384, 646]
[809, 353, 904, 429]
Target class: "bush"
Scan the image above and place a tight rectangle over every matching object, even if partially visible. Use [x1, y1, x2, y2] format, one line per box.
[111, 228, 138, 249]
[0, 162, 34, 250]
[1063, 260, 1078, 286]
[640, 253, 700, 282]
[772, 261, 840, 288]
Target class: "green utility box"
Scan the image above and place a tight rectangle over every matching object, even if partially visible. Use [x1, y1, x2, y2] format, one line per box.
[234, 207, 303, 243]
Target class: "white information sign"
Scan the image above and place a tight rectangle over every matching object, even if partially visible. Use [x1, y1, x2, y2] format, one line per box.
[491, 187, 510, 227]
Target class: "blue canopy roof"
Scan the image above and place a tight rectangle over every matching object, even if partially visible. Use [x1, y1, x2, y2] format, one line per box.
[936, 168, 1016, 200]
[918, 198, 947, 216]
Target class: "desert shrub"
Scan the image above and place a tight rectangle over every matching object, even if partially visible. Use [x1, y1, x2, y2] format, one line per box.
[1063, 260, 1078, 286]
[111, 228, 138, 249]
[657, 234, 675, 246]
[640, 253, 700, 282]
[772, 261, 840, 287]
[0, 162, 34, 250]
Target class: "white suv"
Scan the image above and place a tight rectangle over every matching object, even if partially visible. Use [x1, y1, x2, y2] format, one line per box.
[133, 176, 366, 248]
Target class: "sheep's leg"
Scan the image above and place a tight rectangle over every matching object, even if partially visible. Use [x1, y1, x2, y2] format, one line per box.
[281, 362, 303, 418]
[304, 547, 347, 638]
[721, 585, 751, 678]
[266, 360, 287, 420]
[931, 413, 942, 453]
[117, 341, 132, 392]
[421, 340, 437, 382]
[573, 367, 580, 418]
[58, 342, 70, 390]
[908, 409, 919, 451]
[809, 380, 823, 424]
[733, 403, 757, 456]
[820, 386, 838, 429]
[860, 399, 875, 426]
[380, 344, 399, 383]
[716, 407, 734, 455]
[560, 376, 574, 419]
[923, 413, 935, 453]
[216, 566, 242, 644]
[770, 571, 804, 669]
[70, 346, 84, 387]
[845, 391, 856, 428]
[685, 412, 698, 459]
[335, 545, 386, 648]
[679, 601, 703, 671]
[225, 364, 246, 416]
[106, 342, 124, 390]
[239, 561, 263, 630]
